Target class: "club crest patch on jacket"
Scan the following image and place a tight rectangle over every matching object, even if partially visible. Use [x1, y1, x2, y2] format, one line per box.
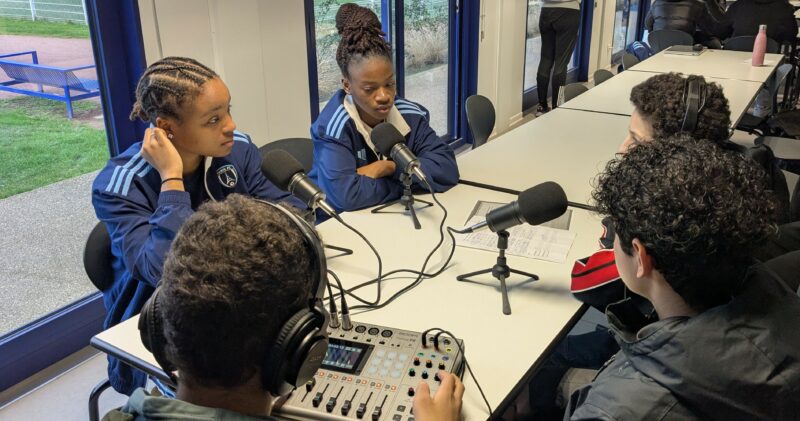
[216, 164, 238, 188]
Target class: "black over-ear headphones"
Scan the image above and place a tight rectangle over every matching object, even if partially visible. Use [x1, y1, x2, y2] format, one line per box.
[138, 199, 330, 397]
[681, 78, 707, 133]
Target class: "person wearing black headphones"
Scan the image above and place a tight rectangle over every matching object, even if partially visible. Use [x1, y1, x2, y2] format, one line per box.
[103, 194, 463, 421]
[566, 135, 800, 419]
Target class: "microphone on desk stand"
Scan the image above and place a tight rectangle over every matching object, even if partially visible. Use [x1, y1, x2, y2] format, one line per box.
[261, 150, 355, 257]
[262, 151, 387, 325]
[368, 122, 434, 230]
[453, 182, 568, 315]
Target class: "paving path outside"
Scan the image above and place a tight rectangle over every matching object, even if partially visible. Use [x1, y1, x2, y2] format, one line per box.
[0, 171, 98, 334]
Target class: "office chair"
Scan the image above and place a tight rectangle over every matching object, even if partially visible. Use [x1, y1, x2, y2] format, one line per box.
[465, 94, 496, 149]
[258, 138, 315, 173]
[737, 64, 793, 135]
[621, 53, 640, 71]
[83, 221, 114, 421]
[647, 29, 694, 54]
[593, 69, 614, 85]
[559, 83, 589, 106]
[724, 36, 780, 54]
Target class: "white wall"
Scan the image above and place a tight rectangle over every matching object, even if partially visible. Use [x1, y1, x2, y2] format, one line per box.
[476, 0, 528, 137]
[137, 0, 311, 147]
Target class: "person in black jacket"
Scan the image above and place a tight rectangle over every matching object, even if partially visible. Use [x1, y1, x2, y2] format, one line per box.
[645, 0, 726, 48]
[719, 0, 798, 46]
[566, 134, 800, 420]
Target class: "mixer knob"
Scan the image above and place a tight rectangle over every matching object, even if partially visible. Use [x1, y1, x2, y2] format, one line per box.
[438, 361, 446, 370]
[413, 357, 420, 366]
[408, 368, 416, 377]
[421, 371, 429, 379]
[407, 387, 415, 397]
[425, 359, 433, 368]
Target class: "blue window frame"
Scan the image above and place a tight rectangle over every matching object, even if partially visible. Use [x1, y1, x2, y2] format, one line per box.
[0, 0, 147, 392]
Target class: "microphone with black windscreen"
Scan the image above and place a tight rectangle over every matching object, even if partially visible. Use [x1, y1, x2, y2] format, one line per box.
[372, 122, 428, 184]
[458, 181, 568, 234]
[261, 149, 337, 218]
[454, 182, 568, 315]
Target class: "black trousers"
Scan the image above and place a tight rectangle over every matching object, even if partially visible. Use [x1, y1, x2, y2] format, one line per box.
[537, 7, 581, 109]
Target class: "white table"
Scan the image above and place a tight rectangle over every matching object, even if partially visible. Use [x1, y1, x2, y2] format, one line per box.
[458, 108, 629, 205]
[628, 49, 784, 83]
[92, 184, 602, 420]
[561, 69, 764, 127]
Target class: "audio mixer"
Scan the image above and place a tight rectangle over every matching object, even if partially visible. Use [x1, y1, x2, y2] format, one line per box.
[275, 321, 464, 420]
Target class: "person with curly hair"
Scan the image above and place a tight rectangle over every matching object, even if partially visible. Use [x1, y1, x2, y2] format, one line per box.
[104, 194, 464, 421]
[619, 72, 731, 153]
[565, 135, 800, 419]
[92, 57, 302, 394]
[308, 3, 459, 212]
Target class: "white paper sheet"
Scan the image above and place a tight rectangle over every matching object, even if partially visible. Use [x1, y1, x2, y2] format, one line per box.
[454, 201, 577, 263]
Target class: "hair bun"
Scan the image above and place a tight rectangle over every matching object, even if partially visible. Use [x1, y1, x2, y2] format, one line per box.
[335, 3, 381, 35]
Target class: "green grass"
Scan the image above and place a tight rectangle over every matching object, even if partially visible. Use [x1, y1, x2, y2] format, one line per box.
[0, 16, 89, 38]
[0, 97, 108, 199]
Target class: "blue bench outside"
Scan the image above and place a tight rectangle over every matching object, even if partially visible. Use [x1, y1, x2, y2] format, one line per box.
[0, 50, 101, 119]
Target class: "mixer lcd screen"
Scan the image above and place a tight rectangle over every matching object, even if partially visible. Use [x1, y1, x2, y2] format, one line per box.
[321, 340, 370, 374]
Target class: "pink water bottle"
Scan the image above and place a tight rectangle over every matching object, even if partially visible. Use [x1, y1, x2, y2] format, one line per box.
[752, 24, 767, 66]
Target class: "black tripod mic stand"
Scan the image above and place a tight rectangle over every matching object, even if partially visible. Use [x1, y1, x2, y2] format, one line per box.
[370, 172, 432, 230]
[456, 230, 539, 315]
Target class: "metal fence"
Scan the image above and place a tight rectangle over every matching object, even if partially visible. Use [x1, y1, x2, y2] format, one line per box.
[0, 0, 87, 24]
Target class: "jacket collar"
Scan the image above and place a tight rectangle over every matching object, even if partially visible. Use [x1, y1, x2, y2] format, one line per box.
[343, 94, 411, 157]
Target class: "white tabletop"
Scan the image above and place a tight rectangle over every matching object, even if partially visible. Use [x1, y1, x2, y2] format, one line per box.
[561, 70, 764, 127]
[92, 184, 602, 420]
[628, 49, 784, 83]
[457, 108, 628, 204]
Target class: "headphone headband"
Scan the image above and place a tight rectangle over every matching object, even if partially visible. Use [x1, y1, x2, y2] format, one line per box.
[681, 78, 707, 134]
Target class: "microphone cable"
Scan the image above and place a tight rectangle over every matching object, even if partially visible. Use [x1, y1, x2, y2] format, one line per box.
[326, 211, 384, 307]
[420, 327, 493, 418]
[348, 178, 457, 311]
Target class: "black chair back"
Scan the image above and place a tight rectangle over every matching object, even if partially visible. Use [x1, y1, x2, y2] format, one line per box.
[724, 36, 780, 54]
[84, 222, 114, 292]
[259, 138, 315, 173]
[593, 69, 614, 85]
[622, 53, 640, 71]
[648, 29, 694, 53]
[562, 83, 589, 103]
[465, 94, 496, 149]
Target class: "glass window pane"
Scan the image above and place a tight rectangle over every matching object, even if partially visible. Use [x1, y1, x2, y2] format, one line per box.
[403, 0, 449, 136]
[611, 0, 628, 57]
[0, 4, 109, 335]
[524, 0, 543, 91]
[314, 0, 382, 110]
[626, 0, 640, 47]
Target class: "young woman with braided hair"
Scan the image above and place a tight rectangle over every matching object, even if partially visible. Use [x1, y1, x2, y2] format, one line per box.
[308, 3, 458, 212]
[91, 57, 300, 395]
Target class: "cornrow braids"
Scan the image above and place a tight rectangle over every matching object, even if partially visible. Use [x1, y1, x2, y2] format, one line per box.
[129, 56, 218, 123]
[335, 3, 392, 78]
